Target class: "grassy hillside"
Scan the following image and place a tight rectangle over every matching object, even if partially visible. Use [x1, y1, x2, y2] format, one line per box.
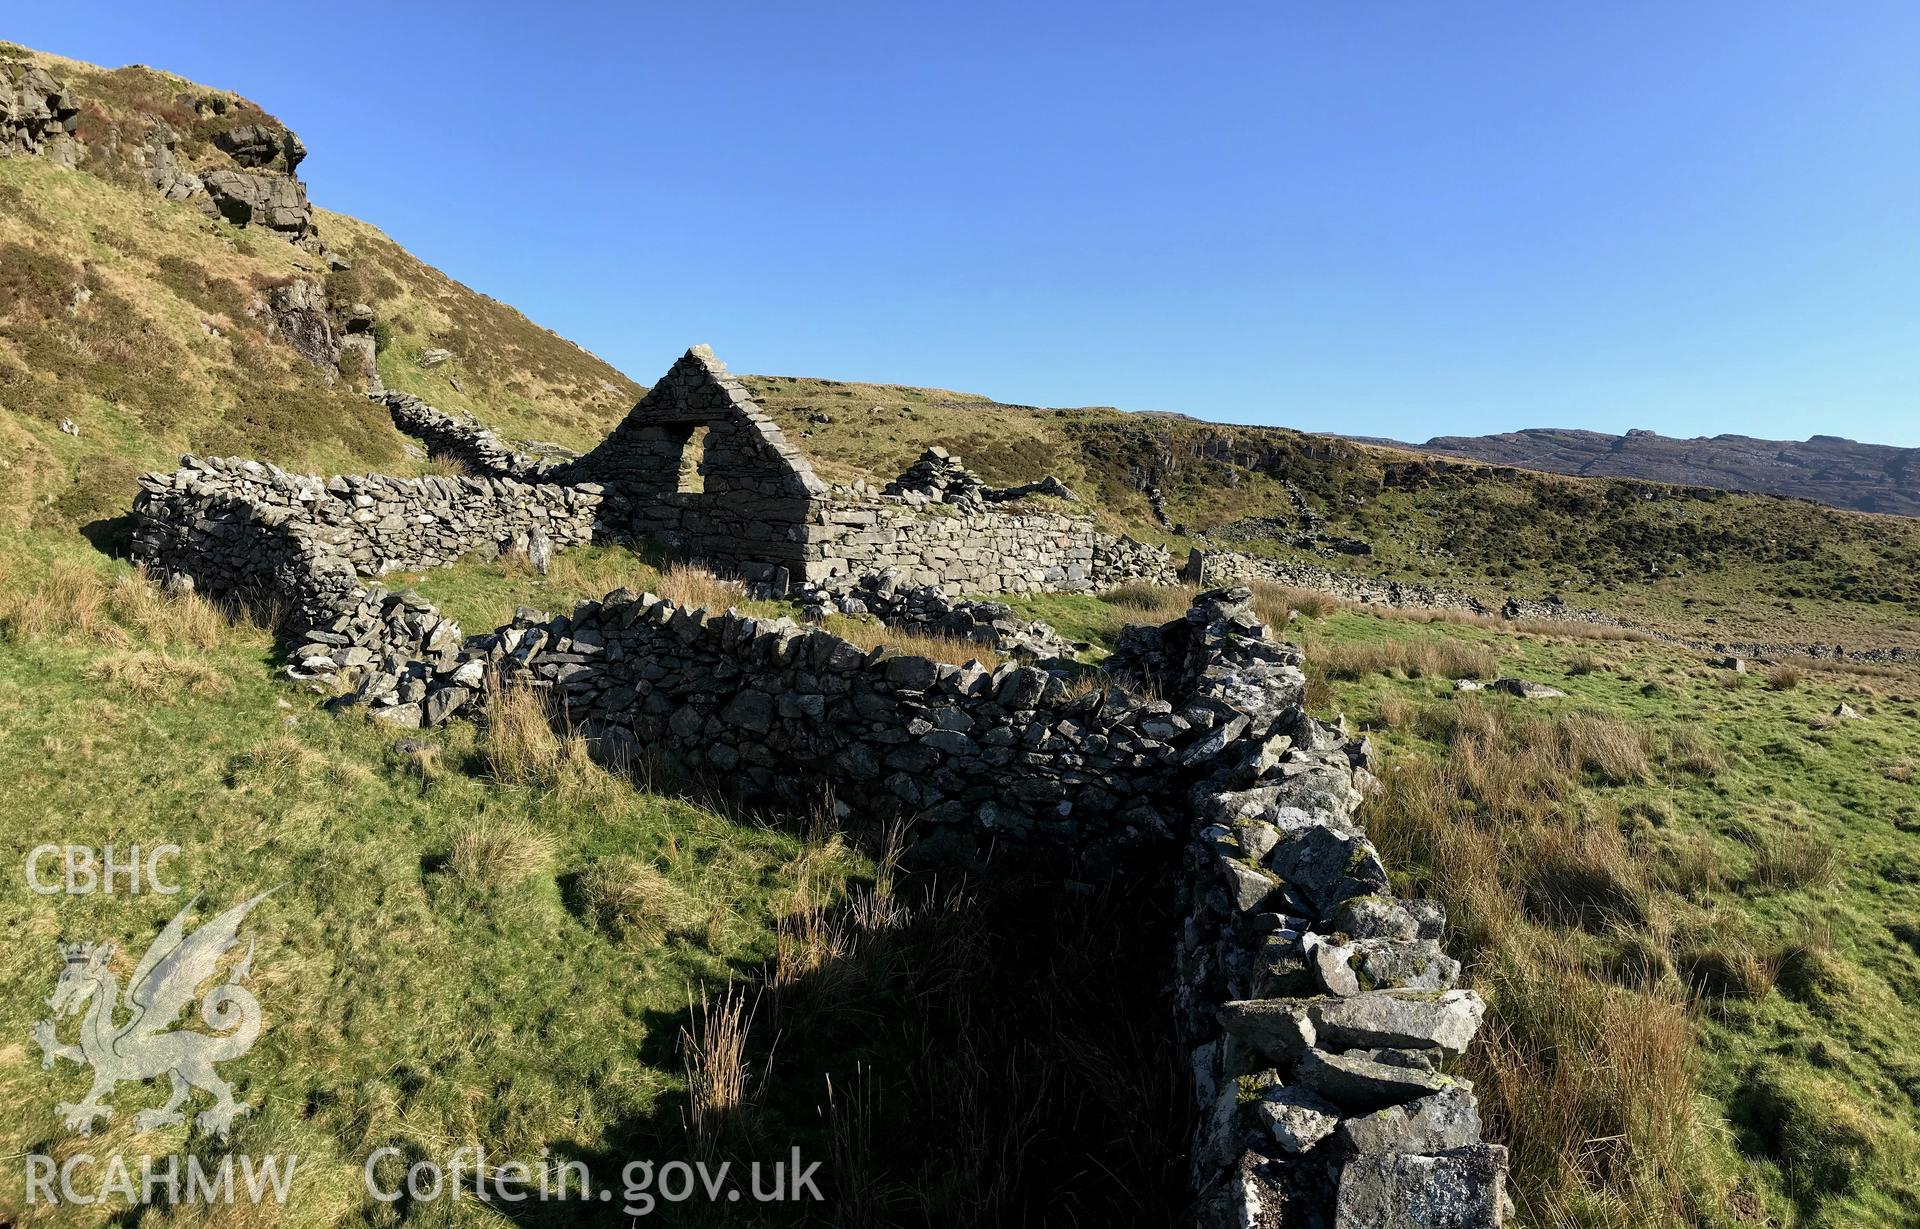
[744, 374, 1920, 648]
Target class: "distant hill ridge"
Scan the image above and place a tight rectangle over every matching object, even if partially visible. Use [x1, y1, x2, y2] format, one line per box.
[1411, 427, 1920, 517]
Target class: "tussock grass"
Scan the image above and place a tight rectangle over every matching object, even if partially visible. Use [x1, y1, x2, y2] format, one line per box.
[682, 984, 757, 1149]
[654, 560, 744, 614]
[228, 734, 326, 791]
[577, 855, 697, 942]
[0, 558, 237, 650]
[483, 679, 594, 790]
[447, 820, 556, 890]
[1096, 582, 1195, 622]
[1470, 955, 1701, 1226]
[1767, 665, 1805, 691]
[1549, 714, 1654, 785]
[1747, 829, 1838, 892]
[1251, 580, 1340, 627]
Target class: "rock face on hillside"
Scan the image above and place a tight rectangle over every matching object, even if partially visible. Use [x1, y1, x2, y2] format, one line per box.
[2, 52, 326, 256]
[0, 61, 82, 164]
[1416, 428, 1920, 518]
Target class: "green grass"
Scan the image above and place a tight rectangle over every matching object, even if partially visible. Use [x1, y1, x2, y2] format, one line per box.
[0, 538, 862, 1225]
[1291, 605, 1920, 1228]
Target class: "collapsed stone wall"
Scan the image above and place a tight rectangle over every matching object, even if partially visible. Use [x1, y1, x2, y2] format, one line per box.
[466, 585, 1507, 1223]
[473, 592, 1193, 850]
[126, 444, 1510, 1225]
[799, 569, 1085, 661]
[130, 455, 600, 725]
[1183, 549, 1498, 617]
[377, 391, 570, 481]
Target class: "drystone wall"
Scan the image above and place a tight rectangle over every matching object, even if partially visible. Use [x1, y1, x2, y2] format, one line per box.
[378, 391, 569, 482]
[1112, 593, 1508, 1226]
[126, 443, 1510, 1226]
[1184, 550, 1497, 617]
[813, 496, 1177, 595]
[130, 455, 600, 726]
[1183, 547, 1920, 663]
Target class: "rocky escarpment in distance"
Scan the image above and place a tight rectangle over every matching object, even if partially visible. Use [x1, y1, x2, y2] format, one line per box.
[1413, 427, 1920, 518]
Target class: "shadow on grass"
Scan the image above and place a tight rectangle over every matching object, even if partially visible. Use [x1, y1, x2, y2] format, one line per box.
[479, 844, 1189, 1228]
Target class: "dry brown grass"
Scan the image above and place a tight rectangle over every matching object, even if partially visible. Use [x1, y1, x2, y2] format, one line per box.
[1748, 829, 1838, 892]
[1767, 665, 1805, 691]
[1470, 953, 1702, 1225]
[1549, 714, 1654, 786]
[1315, 636, 1499, 682]
[228, 734, 326, 792]
[1251, 581, 1339, 627]
[819, 614, 1004, 669]
[447, 820, 556, 890]
[81, 649, 229, 698]
[1363, 700, 1731, 1219]
[0, 558, 236, 650]
[484, 678, 584, 785]
[654, 561, 745, 614]
[681, 984, 757, 1150]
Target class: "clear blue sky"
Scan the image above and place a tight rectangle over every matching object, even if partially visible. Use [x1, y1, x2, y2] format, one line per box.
[14, 4, 1920, 445]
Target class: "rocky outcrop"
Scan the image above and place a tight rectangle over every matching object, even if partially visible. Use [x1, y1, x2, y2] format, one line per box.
[1415, 426, 1920, 519]
[2, 59, 330, 256]
[0, 61, 82, 165]
[200, 166, 311, 234]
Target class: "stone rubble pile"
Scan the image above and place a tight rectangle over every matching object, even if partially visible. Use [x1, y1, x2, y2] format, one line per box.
[798, 568, 1085, 661]
[882, 446, 1079, 509]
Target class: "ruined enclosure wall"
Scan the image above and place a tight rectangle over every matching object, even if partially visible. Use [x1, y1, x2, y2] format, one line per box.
[130, 455, 602, 727]
[1110, 593, 1508, 1227]
[377, 392, 566, 482]
[810, 498, 1178, 593]
[124, 448, 1514, 1225]
[133, 456, 600, 592]
[477, 592, 1189, 849]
